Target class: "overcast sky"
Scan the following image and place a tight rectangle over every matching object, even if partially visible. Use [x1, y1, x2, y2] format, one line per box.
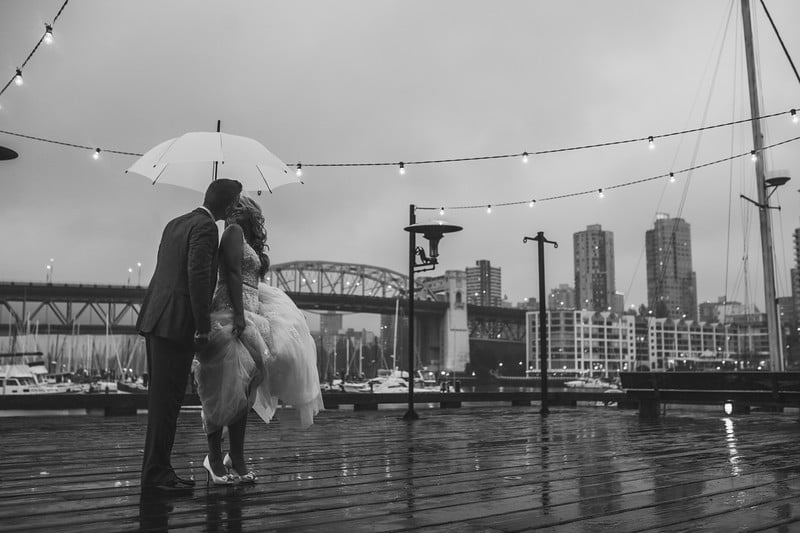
[1, 1, 799, 332]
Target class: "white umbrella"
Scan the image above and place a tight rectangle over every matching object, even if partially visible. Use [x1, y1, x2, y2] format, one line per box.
[125, 132, 300, 193]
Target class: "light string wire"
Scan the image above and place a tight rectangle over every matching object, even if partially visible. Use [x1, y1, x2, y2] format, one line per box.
[0, 106, 797, 163]
[417, 135, 800, 211]
[0, 0, 70, 97]
[299, 107, 797, 168]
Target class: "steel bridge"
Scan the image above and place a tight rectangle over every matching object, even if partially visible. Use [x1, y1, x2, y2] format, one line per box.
[0, 261, 525, 341]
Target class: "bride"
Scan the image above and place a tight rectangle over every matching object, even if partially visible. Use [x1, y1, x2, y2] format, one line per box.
[194, 195, 323, 485]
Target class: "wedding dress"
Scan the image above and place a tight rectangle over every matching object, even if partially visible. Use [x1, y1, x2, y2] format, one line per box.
[194, 239, 323, 433]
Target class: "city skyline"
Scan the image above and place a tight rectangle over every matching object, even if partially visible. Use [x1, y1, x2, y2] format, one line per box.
[1, 1, 799, 333]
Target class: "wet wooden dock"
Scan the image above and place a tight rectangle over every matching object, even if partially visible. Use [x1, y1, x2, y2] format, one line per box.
[1, 404, 799, 532]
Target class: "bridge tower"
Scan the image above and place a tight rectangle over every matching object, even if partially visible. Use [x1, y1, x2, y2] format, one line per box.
[430, 270, 469, 372]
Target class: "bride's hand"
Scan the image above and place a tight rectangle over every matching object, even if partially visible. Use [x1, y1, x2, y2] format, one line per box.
[232, 314, 246, 337]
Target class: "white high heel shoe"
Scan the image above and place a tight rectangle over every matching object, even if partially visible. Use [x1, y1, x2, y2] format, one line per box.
[203, 455, 235, 486]
[223, 453, 257, 484]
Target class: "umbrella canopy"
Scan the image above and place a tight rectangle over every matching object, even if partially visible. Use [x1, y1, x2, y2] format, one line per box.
[125, 132, 299, 193]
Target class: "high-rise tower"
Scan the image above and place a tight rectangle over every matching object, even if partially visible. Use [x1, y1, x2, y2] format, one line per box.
[465, 259, 502, 307]
[645, 214, 697, 320]
[573, 224, 616, 311]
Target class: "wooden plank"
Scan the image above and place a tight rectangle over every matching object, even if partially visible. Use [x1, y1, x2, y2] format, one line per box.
[0, 405, 798, 531]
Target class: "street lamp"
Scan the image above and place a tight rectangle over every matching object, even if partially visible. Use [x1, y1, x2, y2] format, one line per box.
[136, 262, 142, 286]
[740, 174, 790, 371]
[402, 204, 463, 420]
[127, 267, 133, 286]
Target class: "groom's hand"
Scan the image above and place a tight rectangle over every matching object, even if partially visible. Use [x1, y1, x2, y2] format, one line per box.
[193, 331, 210, 349]
[232, 314, 246, 338]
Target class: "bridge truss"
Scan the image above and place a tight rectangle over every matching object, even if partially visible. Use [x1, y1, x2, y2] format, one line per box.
[0, 269, 525, 341]
[268, 261, 437, 300]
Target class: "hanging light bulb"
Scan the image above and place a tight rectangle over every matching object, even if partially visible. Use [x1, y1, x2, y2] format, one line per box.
[295, 163, 302, 177]
[439, 207, 445, 216]
[529, 199, 535, 208]
[669, 172, 675, 183]
[598, 188, 605, 199]
[750, 150, 757, 162]
[93, 148, 101, 160]
[791, 109, 798, 124]
[522, 152, 529, 164]
[399, 162, 405, 175]
[14, 69, 23, 86]
[648, 136, 655, 150]
[44, 24, 54, 45]
[486, 205, 492, 214]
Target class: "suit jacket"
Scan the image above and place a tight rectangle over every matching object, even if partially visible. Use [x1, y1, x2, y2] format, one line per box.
[136, 208, 219, 344]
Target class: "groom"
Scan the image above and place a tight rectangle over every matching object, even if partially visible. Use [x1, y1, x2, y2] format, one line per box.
[137, 178, 242, 492]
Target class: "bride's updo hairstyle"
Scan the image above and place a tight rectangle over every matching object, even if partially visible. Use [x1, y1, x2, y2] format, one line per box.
[227, 196, 270, 279]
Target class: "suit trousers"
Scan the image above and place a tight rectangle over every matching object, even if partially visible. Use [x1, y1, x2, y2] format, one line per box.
[141, 335, 195, 486]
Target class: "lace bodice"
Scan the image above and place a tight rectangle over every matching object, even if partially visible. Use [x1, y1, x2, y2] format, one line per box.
[212, 241, 261, 313]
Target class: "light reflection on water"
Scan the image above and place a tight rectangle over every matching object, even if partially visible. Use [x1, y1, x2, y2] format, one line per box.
[723, 417, 741, 476]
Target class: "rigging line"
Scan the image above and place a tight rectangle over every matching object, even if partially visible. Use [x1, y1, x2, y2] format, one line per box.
[653, 0, 736, 310]
[772, 187, 789, 296]
[725, 15, 742, 307]
[759, 0, 800, 88]
[626, 0, 736, 308]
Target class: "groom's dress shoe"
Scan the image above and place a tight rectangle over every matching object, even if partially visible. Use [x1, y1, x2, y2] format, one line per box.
[142, 479, 194, 494]
[173, 475, 195, 488]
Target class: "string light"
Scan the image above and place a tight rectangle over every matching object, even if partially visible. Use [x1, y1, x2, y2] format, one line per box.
[295, 163, 302, 177]
[750, 150, 757, 162]
[0, 1, 69, 99]
[486, 205, 492, 214]
[648, 136, 655, 149]
[792, 109, 798, 124]
[414, 136, 800, 213]
[669, 172, 675, 183]
[529, 200, 535, 208]
[522, 152, 529, 163]
[399, 162, 405, 175]
[597, 188, 605, 199]
[439, 207, 445, 216]
[93, 148, 101, 160]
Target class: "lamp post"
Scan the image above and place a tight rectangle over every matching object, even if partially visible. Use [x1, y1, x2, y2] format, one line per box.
[136, 262, 142, 286]
[523, 232, 558, 416]
[127, 267, 133, 286]
[403, 204, 463, 420]
[740, 174, 790, 370]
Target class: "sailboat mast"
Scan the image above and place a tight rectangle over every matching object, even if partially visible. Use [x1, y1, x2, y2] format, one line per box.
[392, 298, 399, 372]
[740, 0, 782, 370]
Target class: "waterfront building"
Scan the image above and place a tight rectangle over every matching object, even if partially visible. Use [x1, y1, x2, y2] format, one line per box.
[573, 224, 616, 311]
[466, 260, 502, 307]
[698, 297, 757, 324]
[612, 292, 624, 314]
[526, 310, 772, 376]
[319, 311, 343, 355]
[548, 284, 575, 310]
[645, 214, 698, 320]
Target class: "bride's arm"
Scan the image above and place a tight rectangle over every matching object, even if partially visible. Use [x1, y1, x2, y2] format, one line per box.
[220, 224, 246, 337]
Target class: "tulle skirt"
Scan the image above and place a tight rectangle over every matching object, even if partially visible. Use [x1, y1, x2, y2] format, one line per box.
[194, 284, 324, 433]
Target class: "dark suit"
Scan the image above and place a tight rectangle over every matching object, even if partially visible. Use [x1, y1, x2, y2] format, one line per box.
[137, 207, 219, 487]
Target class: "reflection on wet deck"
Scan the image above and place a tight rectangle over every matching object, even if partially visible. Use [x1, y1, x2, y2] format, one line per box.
[1, 405, 799, 531]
